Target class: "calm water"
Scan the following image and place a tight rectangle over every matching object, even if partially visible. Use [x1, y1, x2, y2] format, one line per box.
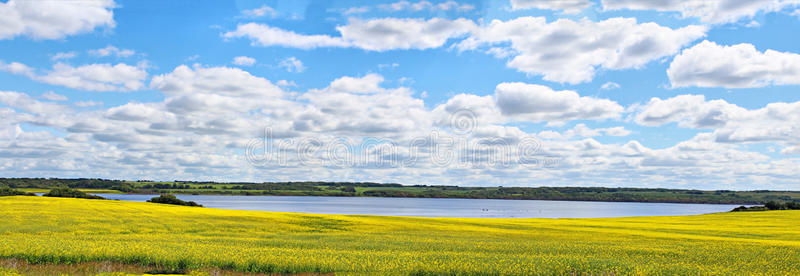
[95, 194, 742, 218]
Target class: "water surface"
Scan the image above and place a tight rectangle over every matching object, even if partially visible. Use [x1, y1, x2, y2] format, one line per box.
[96, 194, 742, 218]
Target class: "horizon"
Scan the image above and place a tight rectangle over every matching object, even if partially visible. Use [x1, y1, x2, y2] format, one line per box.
[1, 0, 800, 190]
[4, 177, 800, 192]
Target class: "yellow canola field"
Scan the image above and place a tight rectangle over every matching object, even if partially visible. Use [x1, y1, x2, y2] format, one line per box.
[1, 196, 799, 275]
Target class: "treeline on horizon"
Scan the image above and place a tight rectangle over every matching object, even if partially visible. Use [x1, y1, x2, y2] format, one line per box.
[2, 177, 800, 204]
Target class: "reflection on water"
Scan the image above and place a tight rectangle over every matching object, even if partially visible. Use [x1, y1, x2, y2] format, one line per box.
[95, 194, 741, 218]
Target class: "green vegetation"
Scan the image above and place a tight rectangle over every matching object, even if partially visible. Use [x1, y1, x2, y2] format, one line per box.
[147, 194, 202, 207]
[732, 201, 800, 212]
[43, 187, 105, 200]
[0, 187, 34, 196]
[0, 178, 132, 193]
[3, 177, 800, 204]
[1, 196, 799, 275]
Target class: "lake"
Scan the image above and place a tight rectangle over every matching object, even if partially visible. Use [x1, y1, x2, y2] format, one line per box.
[95, 194, 743, 218]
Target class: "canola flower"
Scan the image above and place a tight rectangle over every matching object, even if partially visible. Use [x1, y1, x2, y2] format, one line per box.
[0, 196, 799, 275]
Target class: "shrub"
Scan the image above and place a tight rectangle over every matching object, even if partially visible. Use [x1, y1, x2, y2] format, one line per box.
[0, 187, 35, 196]
[731, 201, 800, 212]
[731, 205, 769, 212]
[147, 194, 202, 207]
[43, 187, 105, 199]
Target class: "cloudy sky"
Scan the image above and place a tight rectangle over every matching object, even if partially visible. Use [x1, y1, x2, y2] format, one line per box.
[1, 0, 799, 190]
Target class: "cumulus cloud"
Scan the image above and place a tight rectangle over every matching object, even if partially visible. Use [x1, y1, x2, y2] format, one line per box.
[232, 56, 256, 66]
[0, 0, 115, 40]
[298, 74, 431, 135]
[223, 23, 349, 49]
[510, 0, 592, 14]
[241, 5, 275, 18]
[379, 1, 475, 12]
[600, 82, 620, 90]
[635, 94, 800, 154]
[458, 17, 707, 84]
[0, 91, 70, 115]
[2, 68, 799, 187]
[635, 94, 743, 128]
[279, 57, 305, 72]
[668, 40, 800, 88]
[494, 82, 624, 125]
[343, 6, 370, 15]
[51, 52, 77, 61]
[150, 65, 286, 116]
[40, 91, 68, 101]
[88, 45, 135, 58]
[337, 18, 476, 51]
[1, 61, 148, 92]
[224, 18, 476, 51]
[601, 0, 800, 24]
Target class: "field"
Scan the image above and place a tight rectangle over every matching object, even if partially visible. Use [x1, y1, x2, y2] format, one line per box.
[1, 196, 799, 275]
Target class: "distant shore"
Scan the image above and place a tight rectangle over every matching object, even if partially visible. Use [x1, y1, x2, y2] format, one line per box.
[3, 178, 800, 205]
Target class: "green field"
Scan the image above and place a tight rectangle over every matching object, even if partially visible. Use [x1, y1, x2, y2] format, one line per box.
[1, 196, 799, 275]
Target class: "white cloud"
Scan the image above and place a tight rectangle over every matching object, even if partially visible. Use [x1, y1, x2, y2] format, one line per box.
[343, 6, 370, 15]
[510, 0, 592, 14]
[668, 40, 800, 88]
[494, 82, 624, 125]
[232, 56, 256, 66]
[601, 0, 800, 24]
[0, 61, 148, 92]
[635, 94, 800, 154]
[600, 82, 620, 90]
[0, 91, 69, 115]
[0, 61, 34, 76]
[298, 74, 431, 135]
[379, 1, 475, 12]
[150, 65, 287, 116]
[561, 124, 631, 138]
[51, 52, 77, 61]
[223, 23, 349, 49]
[337, 17, 476, 51]
[378, 63, 400, 70]
[635, 94, 744, 128]
[241, 5, 275, 18]
[40, 91, 68, 101]
[88, 45, 135, 58]
[276, 80, 297, 87]
[279, 57, 305, 73]
[75, 101, 102, 107]
[224, 18, 476, 51]
[2, 68, 800, 188]
[792, 9, 800, 17]
[458, 17, 707, 84]
[432, 82, 625, 128]
[0, 0, 115, 40]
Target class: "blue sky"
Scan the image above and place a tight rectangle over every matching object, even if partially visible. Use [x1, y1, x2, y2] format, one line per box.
[1, 0, 800, 190]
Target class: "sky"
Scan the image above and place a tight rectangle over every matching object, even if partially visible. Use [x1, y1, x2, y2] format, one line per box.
[1, 0, 800, 190]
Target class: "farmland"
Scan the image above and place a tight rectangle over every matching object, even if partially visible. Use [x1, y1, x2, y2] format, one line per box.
[1, 196, 799, 275]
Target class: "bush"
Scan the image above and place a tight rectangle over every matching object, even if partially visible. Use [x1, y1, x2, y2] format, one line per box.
[43, 187, 105, 199]
[147, 194, 202, 207]
[731, 205, 769, 212]
[731, 201, 800, 212]
[0, 187, 35, 196]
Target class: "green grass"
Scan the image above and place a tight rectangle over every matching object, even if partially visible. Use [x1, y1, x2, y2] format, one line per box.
[16, 188, 123, 194]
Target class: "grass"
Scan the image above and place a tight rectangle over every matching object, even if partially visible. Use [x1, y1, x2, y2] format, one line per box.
[1, 196, 799, 275]
[16, 188, 123, 194]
